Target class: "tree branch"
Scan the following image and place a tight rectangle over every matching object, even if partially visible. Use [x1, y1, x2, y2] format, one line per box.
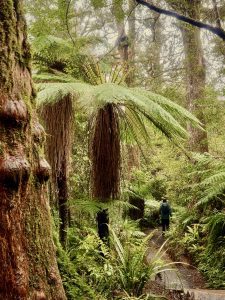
[136, 0, 225, 40]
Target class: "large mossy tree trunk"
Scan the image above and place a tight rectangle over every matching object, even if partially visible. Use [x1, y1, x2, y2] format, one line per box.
[0, 1, 66, 299]
[91, 104, 120, 242]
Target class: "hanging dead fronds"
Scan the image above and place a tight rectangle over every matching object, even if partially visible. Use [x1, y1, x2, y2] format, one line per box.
[39, 95, 74, 187]
[90, 103, 120, 202]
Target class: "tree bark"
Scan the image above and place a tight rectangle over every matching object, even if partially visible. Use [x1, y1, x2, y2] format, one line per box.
[0, 1, 66, 299]
[91, 104, 120, 242]
[39, 96, 73, 248]
[113, 0, 128, 64]
[113, 0, 140, 175]
[97, 209, 109, 243]
[57, 159, 69, 248]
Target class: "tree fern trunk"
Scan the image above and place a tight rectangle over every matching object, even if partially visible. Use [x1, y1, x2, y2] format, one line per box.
[97, 209, 109, 242]
[57, 159, 69, 247]
[40, 96, 73, 247]
[0, 1, 66, 298]
[91, 104, 120, 241]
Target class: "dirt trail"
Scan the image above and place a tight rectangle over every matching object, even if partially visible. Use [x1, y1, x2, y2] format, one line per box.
[147, 228, 205, 289]
[145, 228, 225, 300]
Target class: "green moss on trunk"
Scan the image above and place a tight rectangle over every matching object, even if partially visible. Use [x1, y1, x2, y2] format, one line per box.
[0, 1, 66, 299]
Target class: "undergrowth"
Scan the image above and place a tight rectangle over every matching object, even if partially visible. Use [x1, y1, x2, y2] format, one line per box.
[55, 220, 168, 299]
[166, 154, 225, 288]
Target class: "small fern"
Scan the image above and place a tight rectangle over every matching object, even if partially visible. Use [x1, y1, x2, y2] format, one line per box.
[205, 212, 225, 250]
[186, 153, 225, 208]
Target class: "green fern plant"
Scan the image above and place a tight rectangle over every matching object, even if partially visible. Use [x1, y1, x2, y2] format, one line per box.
[192, 154, 225, 208]
[110, 229, 175, 297]
[54, 229, 106, 300]
[32, 34, 96, 82]
[205, 212, 225, 250]
[69, 197, 138, 215]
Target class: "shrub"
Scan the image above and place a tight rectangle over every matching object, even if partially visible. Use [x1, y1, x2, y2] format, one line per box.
[142, 199, 160, 228]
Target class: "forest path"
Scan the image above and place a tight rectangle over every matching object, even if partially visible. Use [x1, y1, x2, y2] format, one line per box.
[144, 228, 225, 300]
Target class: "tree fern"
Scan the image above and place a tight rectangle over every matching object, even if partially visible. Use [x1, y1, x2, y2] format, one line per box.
[36, 63, 203, 242]
[32, 35, 75, 71]
[36, 81, 202, 145]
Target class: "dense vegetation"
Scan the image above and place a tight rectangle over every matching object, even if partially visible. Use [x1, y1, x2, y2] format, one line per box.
[1, 0, 225, 299]
[27, 0, 225, 297]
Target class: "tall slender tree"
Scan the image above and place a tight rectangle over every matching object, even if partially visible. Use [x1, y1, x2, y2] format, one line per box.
[177, 0, 208, 152]
[146, 1, 163, 89]
[0, 1, 66, 298]
[112, 0, 141, 173]
[146, 0, 209, 152]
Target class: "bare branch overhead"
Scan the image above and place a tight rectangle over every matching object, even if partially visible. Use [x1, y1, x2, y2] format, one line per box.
[136, 0, 225, 40]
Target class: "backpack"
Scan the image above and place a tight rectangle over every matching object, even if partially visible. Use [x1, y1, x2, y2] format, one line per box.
[161, 203, 170, 215]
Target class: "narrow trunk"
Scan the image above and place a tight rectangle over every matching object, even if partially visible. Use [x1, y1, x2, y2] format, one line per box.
[57, 159, 69, 247]
[97, 209, 109, 243]
[126, 0, 136, 86]
[126, 0, 141, 172]
[0, 1, 66, 299]
[113, 0, 140, 176]
[126, 144, 140, 173]
[114, 0, 136, 85]
[91, 104, 120, 241]
[180, 1, 208, 152]
[146, 4, 163, 88]
[113, 0, 128, 64]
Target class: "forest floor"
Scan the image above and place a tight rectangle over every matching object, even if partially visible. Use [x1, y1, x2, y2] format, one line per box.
[144, 228, 225, 300]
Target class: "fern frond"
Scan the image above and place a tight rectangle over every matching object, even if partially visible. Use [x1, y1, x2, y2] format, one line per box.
[36, 75, 202, 148]
[132, 88, 202, 128]
[125, 106, 150, 145]
[69, 198, 137, 214]
[36, 82, 93, 106]
[196, 192, 225, 207]
[196, 171, 225, 207]
[201, 172, 225, 186]
[33, 72, 77, 83]
[32, 35, 76, 68]
[206, 212, 225, 248]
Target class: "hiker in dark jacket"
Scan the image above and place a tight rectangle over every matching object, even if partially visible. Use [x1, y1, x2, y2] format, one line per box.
[159, 197, 172, 233]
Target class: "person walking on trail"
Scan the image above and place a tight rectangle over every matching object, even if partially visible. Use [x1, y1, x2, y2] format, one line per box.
[159, 197, 172, 233]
